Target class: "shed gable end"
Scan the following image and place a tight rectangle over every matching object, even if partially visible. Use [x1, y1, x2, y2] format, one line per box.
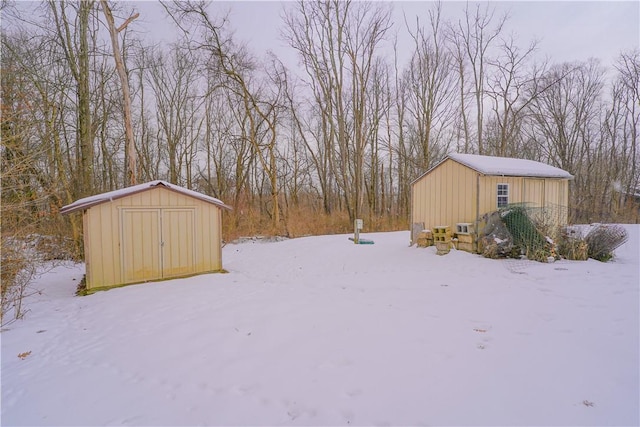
[80, 185, 224, 290]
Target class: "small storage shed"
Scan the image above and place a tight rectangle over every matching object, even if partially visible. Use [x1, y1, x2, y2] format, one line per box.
[411, 153, 574, 243]
[61, 180, 232, 291]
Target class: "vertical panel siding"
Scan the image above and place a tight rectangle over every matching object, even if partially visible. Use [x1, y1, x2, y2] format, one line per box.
[214, 207, 223, 270]
[162, 209, 196, 278]
[122, 209, 162, 283]
[85, 203, 117, 288]
[544, 179, 569, 224]
[411, 159, 477, 233]
[98, 203, 116, 286]
[82, 211, 92, 286]
[196, 203, 208, 270]
[197, 202, 221, 271]
[84, 209, 97, 287]
[94, 204, 106, 286]
[560, 180, 569, 223]
[523, 178, 545, 208]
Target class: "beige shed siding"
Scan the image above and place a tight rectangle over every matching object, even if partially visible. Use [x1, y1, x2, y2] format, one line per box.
[544, 178, 570, 224]
[84, 201, 121, 288]
[161, 209, 196, 278]
[523, 178, 545, 207]
[122, 209, 162, 283]
[543, 178, 569, 207]
[82, 186, 223, 289]
[82, 211, 92, 287]
[412, 159, 477, 232]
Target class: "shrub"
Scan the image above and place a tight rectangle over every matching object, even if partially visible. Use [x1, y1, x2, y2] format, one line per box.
[1, 234, 75, 326]
[1, 237, 36, 325]
[557, 227, 589, 261]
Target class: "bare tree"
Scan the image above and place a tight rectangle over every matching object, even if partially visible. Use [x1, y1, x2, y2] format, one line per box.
[449, 3, 507, 154]
[163, 0, 285, 229]
[100, 0, 138, 185]
[483, 35, 541, 157]
[526, 60, 605, 220]
[609, 50, 640, 220]
[146, 43, 203, 186]
[405, 2, 457, 171]
[1, 27, 80, 323]
[50, 0, 95, 198]
[283, 0, 392, 222]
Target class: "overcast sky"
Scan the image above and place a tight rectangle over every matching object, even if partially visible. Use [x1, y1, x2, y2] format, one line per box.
[69, 0, 640, 79]
[242, 1, 637, 63]
[4, 1, 638, 68]
[131, 1, 639, 71]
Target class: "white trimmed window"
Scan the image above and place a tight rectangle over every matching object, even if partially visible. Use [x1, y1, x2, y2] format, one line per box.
[497, 183, 509, 208]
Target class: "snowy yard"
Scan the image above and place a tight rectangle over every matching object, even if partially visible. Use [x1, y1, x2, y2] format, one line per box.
[2, 227, 638, 426]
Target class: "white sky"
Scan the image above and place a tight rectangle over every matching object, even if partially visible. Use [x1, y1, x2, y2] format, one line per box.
[130, 0, 639, 73]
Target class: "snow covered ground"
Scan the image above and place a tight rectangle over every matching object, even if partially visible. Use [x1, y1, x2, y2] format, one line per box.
[2, 227, 639, 426]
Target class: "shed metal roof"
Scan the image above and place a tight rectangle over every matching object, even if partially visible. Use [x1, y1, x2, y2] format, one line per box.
[412, 153, 574, 184]
[60, 180, 232, 215]
[449, 153, 574, 178]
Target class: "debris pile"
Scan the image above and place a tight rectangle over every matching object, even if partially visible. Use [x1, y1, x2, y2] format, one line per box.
[478, 204, 628, 263]
[478, 211, 514, 258]
[479, 205, 556, 262]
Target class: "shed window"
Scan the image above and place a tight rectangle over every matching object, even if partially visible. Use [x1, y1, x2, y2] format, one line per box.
[497, 184, 509, 208]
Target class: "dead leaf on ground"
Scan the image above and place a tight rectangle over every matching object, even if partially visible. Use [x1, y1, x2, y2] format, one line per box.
[18, 351, 32, 360]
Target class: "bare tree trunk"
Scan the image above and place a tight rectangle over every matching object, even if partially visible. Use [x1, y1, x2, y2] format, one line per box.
[77, 0, 93, 196]
[100, 0, 138, 186]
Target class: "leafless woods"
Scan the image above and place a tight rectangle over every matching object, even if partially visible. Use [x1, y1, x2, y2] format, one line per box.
[2, 0, 639, 248]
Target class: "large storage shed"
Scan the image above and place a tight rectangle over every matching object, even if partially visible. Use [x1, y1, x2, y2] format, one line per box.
[411, 153, 573, 243]
[61, 180, 231, 291]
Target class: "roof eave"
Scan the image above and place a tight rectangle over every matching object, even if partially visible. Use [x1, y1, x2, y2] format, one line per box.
[60, 182, 233, 215]
[480, 172, 575, 179]
[410, 155, 574, 185]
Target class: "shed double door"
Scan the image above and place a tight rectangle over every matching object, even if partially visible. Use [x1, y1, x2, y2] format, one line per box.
[121, 208, 196, 283]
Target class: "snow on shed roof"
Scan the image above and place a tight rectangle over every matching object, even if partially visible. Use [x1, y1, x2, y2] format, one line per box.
[448, 153, 573, 178]
[60, 180, 232, 215]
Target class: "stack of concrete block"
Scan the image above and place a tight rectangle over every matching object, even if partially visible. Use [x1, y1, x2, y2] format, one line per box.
[433, 225, 452, 255]
[454, 222, 476, 253]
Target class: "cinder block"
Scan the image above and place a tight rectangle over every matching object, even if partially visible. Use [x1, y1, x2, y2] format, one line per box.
[455, 223, 475, 235]
[433, 225, 451, 235]
[433, 226, 452, 245]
